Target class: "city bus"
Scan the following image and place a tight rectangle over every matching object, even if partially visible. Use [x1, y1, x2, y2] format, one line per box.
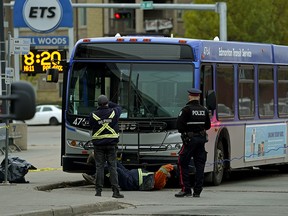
[47, 35, 288, 186]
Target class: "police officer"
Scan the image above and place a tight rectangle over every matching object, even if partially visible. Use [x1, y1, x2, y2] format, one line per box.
[89, 95, 124, 198]
[175, 88, 211, 198]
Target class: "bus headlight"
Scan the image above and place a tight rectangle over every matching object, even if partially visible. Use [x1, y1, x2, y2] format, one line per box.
[175, 142, 182, 149]
[67, 140, 90, 149]
[166, 142, 182, 150]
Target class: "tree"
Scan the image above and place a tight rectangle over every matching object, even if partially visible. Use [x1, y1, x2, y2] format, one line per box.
[183, 0, 288, 44]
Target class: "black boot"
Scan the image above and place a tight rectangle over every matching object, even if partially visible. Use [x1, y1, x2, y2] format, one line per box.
[112, 188, 124, 198]
[193, 189, 202, 198]
[95, 188, 102, 197]
[95, 191, 101, 197]
[175, 190, 192, 197]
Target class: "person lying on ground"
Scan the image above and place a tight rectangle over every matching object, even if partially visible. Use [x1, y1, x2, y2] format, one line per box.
[82, 153, 174, 191]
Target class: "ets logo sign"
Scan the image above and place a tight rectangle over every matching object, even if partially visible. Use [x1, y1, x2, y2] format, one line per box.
[14, 0, 72, 33]
[23, 0, 63, 33]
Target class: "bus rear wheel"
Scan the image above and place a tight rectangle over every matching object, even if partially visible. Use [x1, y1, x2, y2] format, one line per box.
[212, 140, 224, 186]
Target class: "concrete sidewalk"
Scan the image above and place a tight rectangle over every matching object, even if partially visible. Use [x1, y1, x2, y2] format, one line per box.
[0, 168, 122, 216]
[0, 133, 122, 216]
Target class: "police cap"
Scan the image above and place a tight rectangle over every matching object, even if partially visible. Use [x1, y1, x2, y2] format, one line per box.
[187, 88, 202, 96]
[98, 95, 109, 106]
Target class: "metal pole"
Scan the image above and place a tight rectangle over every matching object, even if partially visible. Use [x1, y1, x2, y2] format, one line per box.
[71, 3, 216, 10]
[13, 28, 20, 81]
[7, 32, 11, 68]
[0, 0, 5, 96]
[2, 34, 12, 185]
[0, 0, 10, 185]
[216, 2, 227, 41]
[3, 104, 10, 185]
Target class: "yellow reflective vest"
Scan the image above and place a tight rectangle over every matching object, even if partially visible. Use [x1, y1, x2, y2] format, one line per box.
[91, 110, 119, 140]
[138, 168, 155, 191]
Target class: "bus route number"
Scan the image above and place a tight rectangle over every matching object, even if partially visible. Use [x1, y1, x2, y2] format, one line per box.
[73, 117, 89, 126]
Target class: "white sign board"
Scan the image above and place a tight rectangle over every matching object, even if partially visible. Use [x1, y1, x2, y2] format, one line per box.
[145, 19, 173, 31]
[5, 67, 14, 84]
[141, 1, 154, 10]
[10, 38, 31, 55]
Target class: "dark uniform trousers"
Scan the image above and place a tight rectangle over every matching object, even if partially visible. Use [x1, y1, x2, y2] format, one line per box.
[94, 145, 118, 192]
[178, 135, 207, 194]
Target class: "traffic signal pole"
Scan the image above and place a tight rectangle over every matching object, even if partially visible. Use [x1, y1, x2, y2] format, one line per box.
[71, 2, 227, 41]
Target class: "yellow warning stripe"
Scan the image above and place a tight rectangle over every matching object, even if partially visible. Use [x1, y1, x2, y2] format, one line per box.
[29, 167, 62, 172]
[0, 125, 9, 129]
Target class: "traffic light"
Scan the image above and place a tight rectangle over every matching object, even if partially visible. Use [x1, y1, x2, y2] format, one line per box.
[114, 11, 132, 20]
[46, 68, 59, 83]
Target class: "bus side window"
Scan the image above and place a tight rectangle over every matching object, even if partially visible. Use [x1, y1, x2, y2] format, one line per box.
[238, 66, 255, 119]
[216, 65, 234, 119]
[200, 64, 213, 108]
[278, 67, 288, 117]
[258, 66, 274, 118]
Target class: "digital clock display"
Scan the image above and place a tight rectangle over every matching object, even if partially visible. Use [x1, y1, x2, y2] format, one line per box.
[21, 49, 67, 73]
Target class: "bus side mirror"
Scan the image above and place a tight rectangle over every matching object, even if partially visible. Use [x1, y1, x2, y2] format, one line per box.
[46, 68, 59, 83]
[10, 81, 36, 120]
[206, 90, 216, 111]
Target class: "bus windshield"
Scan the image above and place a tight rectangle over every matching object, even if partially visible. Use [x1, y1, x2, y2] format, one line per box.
[67, 62, 193, 118]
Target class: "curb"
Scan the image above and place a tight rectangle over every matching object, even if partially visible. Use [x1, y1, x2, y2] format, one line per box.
[5, 181, 124, 216]
[9, 200, 121, 216]
[35, 180, 87, 191]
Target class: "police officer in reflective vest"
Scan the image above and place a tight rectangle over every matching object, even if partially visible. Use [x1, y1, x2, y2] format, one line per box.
[175, 88, 211, 198]
[89, 95, 124, 198]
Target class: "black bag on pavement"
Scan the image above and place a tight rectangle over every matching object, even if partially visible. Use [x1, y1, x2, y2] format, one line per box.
[0, 156, 37, 183]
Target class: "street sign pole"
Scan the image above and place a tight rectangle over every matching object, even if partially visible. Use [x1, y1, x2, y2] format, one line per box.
[0, 0, 5, 96]
[1, 33, 30, 185]
[2, 33, 11, 185]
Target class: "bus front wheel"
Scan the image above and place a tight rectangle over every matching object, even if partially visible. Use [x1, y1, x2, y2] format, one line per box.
[211, 140, 224, 186]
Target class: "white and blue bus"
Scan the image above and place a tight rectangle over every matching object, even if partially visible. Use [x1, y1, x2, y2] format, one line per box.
[47, 35, 288, 185]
